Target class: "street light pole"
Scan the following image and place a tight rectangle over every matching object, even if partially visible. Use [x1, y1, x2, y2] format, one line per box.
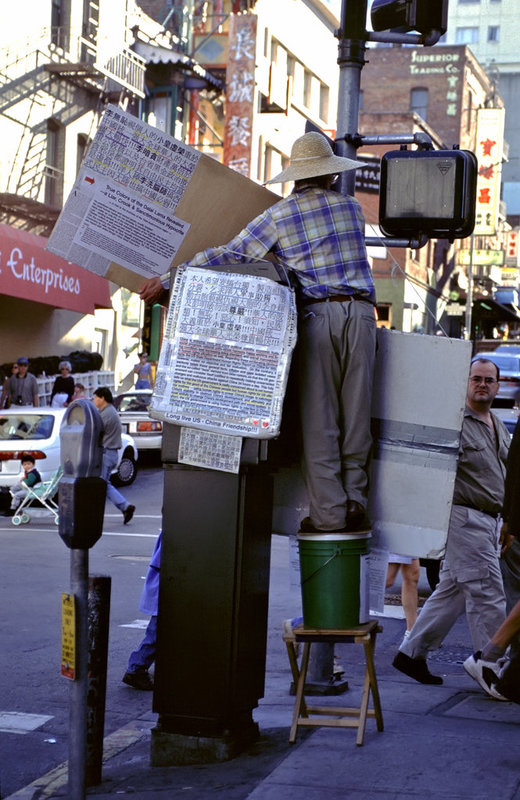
[335, 0, 368, 196]
[464, 234, 475, 339]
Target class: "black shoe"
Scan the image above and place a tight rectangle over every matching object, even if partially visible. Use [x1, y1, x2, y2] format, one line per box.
[4, 509, 15, 517]
[345, 501, 370, 532]
[299, 516, 348, 534]
[393, 651, 443, 685]
[122, 670, 153, 691]
[123, 505, 135, 525]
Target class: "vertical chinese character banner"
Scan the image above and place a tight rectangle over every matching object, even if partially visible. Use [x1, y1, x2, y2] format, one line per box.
[474, 108, 505, 236]
[224, 14, 257, 177]
[506, 230, 519, 266]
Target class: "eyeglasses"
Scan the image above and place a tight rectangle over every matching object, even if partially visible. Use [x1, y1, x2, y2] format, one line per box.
[469, 376, 497, 385]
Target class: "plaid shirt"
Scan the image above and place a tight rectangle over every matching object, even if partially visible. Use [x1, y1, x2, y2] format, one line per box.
[183, 187, 375, 302]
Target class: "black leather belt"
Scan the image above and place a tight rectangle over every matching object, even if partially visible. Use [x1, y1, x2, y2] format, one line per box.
[302, 293, 372, 306]
[469, 506, 499, 519]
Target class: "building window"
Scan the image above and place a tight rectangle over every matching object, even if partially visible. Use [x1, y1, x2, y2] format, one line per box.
[303, 70, 312, 109]
[455, 27, 479, 44]
[466, 91, 473, 133]
[51, 0, 70, 49]
[76, 133, 89, 174]
[319, 83, 329, 123]
[410, 87, 428, 122]
[45, 119, 64, 207]
[488, 26, 500, 42]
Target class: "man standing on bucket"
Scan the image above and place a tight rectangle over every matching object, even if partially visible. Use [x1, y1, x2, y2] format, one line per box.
[140, 132, 376, 534]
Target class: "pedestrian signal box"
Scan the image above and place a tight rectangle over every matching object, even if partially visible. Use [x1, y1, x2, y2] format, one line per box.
[379, 149, 478, 241]
[371, 0, 448, 37]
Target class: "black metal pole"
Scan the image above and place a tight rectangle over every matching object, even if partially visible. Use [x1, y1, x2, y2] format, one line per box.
[86, 575, 111, 786]
[69, 549, 89, 800]
[335, 0, 368, 196]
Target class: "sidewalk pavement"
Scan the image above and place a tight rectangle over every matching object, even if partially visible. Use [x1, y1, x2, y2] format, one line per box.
[8, 535, 520, 800]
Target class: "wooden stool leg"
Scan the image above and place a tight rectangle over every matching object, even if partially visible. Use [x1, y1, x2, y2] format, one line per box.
[365, 630, 384, 732]
[356, 653, 372, 746]
[289, 641, 311, 744]
[285, 640, 300, 687]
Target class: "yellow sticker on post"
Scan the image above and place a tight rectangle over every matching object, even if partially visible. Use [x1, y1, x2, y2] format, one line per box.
[61, 593, 76, 680]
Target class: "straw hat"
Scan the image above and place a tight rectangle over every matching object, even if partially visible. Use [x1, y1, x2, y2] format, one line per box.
[265, 132, 367, 184]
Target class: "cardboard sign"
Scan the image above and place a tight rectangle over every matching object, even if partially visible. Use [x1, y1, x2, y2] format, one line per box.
[47, 106, 280, 293]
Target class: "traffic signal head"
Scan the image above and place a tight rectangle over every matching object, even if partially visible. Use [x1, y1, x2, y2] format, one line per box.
[379, 148, 478, 241]
[371, 0, 448, 37]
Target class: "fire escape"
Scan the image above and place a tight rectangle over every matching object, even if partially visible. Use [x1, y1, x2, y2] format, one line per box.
[0, 15, 146, 237]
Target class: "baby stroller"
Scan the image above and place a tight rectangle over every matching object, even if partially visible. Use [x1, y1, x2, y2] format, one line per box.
[12, 467, 63, 526]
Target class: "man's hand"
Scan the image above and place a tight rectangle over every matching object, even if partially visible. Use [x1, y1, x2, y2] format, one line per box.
[139, 277, 169, 306]
[500, 521, 514, 556]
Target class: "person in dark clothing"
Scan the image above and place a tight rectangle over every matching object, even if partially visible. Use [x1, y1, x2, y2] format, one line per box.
[50, 361, 75, 407]
[464, 412, 520, 702]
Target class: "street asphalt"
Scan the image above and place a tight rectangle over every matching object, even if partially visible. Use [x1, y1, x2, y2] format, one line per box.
[5, 533, 520, 800]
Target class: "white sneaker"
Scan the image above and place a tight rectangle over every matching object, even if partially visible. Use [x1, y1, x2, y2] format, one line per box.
[463, 652, 508, 700]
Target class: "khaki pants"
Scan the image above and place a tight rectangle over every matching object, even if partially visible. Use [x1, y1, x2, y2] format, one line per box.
[401, 505, 507, 658]
[297, 298, 376, 531]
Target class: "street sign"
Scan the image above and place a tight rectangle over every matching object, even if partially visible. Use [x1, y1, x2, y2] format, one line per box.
[457, 249, 505, 267]
[61, 592, 76, 680]
[446, 303, 466, 316]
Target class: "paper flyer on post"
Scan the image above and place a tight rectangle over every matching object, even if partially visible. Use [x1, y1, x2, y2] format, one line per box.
[46, 105, 198, 279]
[178, 428, 243, 473]
[150, 265, 297, 440]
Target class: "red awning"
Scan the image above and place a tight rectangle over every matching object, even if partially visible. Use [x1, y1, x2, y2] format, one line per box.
[0, 223, 111, 314]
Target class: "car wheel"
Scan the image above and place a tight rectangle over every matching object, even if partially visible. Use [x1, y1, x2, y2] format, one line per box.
[112, 449, 138, 487]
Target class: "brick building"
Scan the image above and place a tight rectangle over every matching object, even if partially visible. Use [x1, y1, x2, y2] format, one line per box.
[358, 44, 514, 337]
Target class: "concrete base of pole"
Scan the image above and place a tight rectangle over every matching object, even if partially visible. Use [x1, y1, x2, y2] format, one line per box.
[150, 717, 259, 765]
[289, 642, 349, 696]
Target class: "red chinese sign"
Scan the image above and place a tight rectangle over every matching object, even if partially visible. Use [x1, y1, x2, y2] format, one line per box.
[474, 108, 505, 236]
[223, 14, 257, 178]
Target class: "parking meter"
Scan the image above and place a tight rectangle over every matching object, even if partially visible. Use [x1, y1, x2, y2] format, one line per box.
[59, 398, 107, 549]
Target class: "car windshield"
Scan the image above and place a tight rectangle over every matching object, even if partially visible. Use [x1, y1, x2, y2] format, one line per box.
[0, 414, 55, 440]
[115, 394, 151, 413]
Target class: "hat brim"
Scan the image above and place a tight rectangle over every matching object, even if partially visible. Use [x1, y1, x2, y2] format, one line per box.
[265, 154, 368, 184]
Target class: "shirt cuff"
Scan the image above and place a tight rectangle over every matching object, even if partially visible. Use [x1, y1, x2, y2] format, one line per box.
[160, 272, 171, 291]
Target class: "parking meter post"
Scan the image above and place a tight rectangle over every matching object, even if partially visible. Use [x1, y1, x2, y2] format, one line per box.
[86, 575, 111, 787]
[69, 548, 89, 800]
[59, 399, 106, 799]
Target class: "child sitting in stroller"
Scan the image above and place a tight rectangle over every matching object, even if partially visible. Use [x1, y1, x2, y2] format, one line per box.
[6, 454, 41, 516]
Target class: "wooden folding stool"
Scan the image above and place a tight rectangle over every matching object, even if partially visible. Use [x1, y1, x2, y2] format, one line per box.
[283, 620, 384, 746]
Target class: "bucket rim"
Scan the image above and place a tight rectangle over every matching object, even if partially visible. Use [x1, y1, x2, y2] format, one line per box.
[297, 531, 372, 542]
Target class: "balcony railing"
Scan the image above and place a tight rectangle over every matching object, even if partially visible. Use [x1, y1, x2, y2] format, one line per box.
[0, 28, 146, 98]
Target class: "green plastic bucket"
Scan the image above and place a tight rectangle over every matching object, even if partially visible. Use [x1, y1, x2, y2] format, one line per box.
[298, 532, 371, 629]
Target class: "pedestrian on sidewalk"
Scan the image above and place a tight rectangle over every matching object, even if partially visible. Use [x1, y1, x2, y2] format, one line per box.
[122, 531, 162, 690]
[386, 554, 421, 638]
[465, 406, 520, 702]
[93, 387, 135, 525]
[7, 357, 39, 407]
[393, 357, 509, 685]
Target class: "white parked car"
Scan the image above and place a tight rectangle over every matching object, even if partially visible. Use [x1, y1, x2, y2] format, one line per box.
[0, 407, 138, 491]
[113, 390, 162, 451]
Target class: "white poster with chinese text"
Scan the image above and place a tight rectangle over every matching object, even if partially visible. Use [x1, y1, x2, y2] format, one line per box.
[47, 105, 199, 278]
[150, 266, 297, 439]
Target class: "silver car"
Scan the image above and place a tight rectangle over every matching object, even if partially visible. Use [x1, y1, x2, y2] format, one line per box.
[113, 390, 163, 451]
[0, 407, 138, 490]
